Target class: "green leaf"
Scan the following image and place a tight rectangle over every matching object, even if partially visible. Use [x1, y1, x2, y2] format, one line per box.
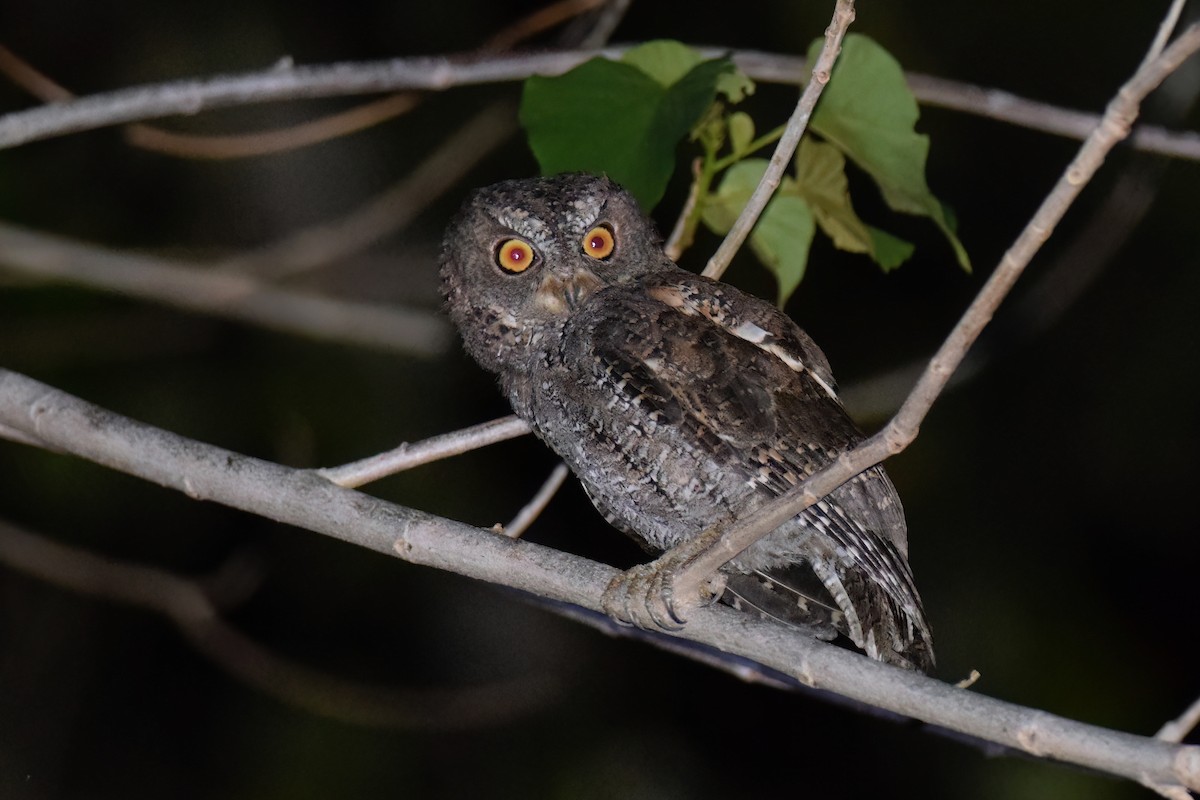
[727, 111, 755, 156]
[792, 137, 915, 273]
[701, 158, 767, 233]
[867, 227, 915, 272]
[620, 40, 703, 87]
[520, 52, 732, 208]
[715, 70, 755, 103]
[690, 102, 726, 152]
[793, 137, 871, 254]
[808, 34, 970, 271]
[619, 40, 755, 103]
[750, 195, 816, 306]
[701, 159, 815, 305]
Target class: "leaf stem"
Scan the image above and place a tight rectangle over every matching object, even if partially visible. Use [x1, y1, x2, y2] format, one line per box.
[712, 123, 787, 172]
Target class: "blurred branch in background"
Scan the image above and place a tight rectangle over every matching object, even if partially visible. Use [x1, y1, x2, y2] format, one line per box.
[214, 100, 516, 281]
[0, 517, 564, 730]
[0, 220, 450, 356]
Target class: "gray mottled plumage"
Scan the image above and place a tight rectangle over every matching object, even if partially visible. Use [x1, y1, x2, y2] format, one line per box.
[440, 173, 935, 672]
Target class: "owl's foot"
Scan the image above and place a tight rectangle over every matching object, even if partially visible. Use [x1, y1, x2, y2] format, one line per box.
[601, 533, 728, 631]
[602, 562, 686, 630]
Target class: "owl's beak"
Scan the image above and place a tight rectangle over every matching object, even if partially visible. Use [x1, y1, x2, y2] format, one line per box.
[534, 267, 603, 315]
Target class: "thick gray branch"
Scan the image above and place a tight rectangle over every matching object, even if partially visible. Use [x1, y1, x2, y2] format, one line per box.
[0, 367, 1197, 793]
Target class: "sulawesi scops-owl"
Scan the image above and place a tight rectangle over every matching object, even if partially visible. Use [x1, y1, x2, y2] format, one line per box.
[440, 173, 934, 672]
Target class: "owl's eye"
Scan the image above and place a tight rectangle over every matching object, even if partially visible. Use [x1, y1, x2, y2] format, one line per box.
[495, 238, 536, 274]
[582, 225, 615, 260]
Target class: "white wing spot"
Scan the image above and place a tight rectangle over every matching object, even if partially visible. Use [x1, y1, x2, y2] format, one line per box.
[732, 320, 770, 344]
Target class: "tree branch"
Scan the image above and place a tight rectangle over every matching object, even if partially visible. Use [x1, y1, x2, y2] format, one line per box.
[319, 415, 531, 488]
[502, 462, 570, 539]
[0, 366, 1196, 792]
[1159, 693, 1200, 745]
[3, 47, 1199, 161]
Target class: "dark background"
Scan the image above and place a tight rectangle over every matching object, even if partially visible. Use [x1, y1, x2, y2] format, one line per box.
[1, 2, 1198, 798]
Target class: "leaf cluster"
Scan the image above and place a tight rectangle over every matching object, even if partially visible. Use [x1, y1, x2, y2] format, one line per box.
[520, 36, 969, 304]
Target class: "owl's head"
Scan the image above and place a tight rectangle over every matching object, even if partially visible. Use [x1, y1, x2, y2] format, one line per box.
[439, 173, 669, 373]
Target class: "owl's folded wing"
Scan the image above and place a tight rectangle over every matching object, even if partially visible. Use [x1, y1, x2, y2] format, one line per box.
[575, 274, 934, 670]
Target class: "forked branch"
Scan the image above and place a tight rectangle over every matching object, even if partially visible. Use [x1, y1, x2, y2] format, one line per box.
[667, 16, 1200, 603]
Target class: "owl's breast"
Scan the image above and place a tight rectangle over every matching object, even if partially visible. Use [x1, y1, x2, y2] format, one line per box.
[511, 286, 758, 551]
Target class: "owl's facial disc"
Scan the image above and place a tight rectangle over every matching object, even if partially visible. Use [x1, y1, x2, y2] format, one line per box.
[534, 267, 603, 315]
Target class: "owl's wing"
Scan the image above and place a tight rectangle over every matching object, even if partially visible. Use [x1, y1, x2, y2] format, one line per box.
[585, 273, 933, 671]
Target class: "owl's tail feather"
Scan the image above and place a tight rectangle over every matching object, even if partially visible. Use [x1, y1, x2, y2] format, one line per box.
[810, 559, 936, 674]
[725, 564, 936, 674]
[722, 568, 841, 643]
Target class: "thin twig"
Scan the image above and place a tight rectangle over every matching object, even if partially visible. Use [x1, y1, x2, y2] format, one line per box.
[0, 220, 449, 356]
[1, 366, 1197, 792]
[1146, 690, 1200, 800]
[319, 415, 532, 488]
[668, 21, 1200, 602]
[836, 27, 1199, 423]
[501, 462, 570, 539]
[124, 93, 423, 158]
[1158, 693, 1200, 744]
[900, 70, 1200, 161]
[0, 44, 74, 100]
[0, 516, 559, 729]
[570, 0, 632, 48]
[701, 0, 855, 281]
[483, 0, 609, 51]
[663, 157, 704, 261]
[1144, 0, 1187, 64]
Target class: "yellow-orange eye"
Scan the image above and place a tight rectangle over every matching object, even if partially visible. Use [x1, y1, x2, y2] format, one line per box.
[495, 238, 535, 274]
[582, 225, 615, 260]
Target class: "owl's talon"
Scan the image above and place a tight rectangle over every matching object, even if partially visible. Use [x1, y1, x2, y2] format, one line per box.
[602, 562, 689, 632]
[647, 566, 685, 629]
[600, 572, 634, 627]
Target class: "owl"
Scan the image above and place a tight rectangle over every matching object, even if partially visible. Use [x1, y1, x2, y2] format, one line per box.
[440, 173, 935, 672]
